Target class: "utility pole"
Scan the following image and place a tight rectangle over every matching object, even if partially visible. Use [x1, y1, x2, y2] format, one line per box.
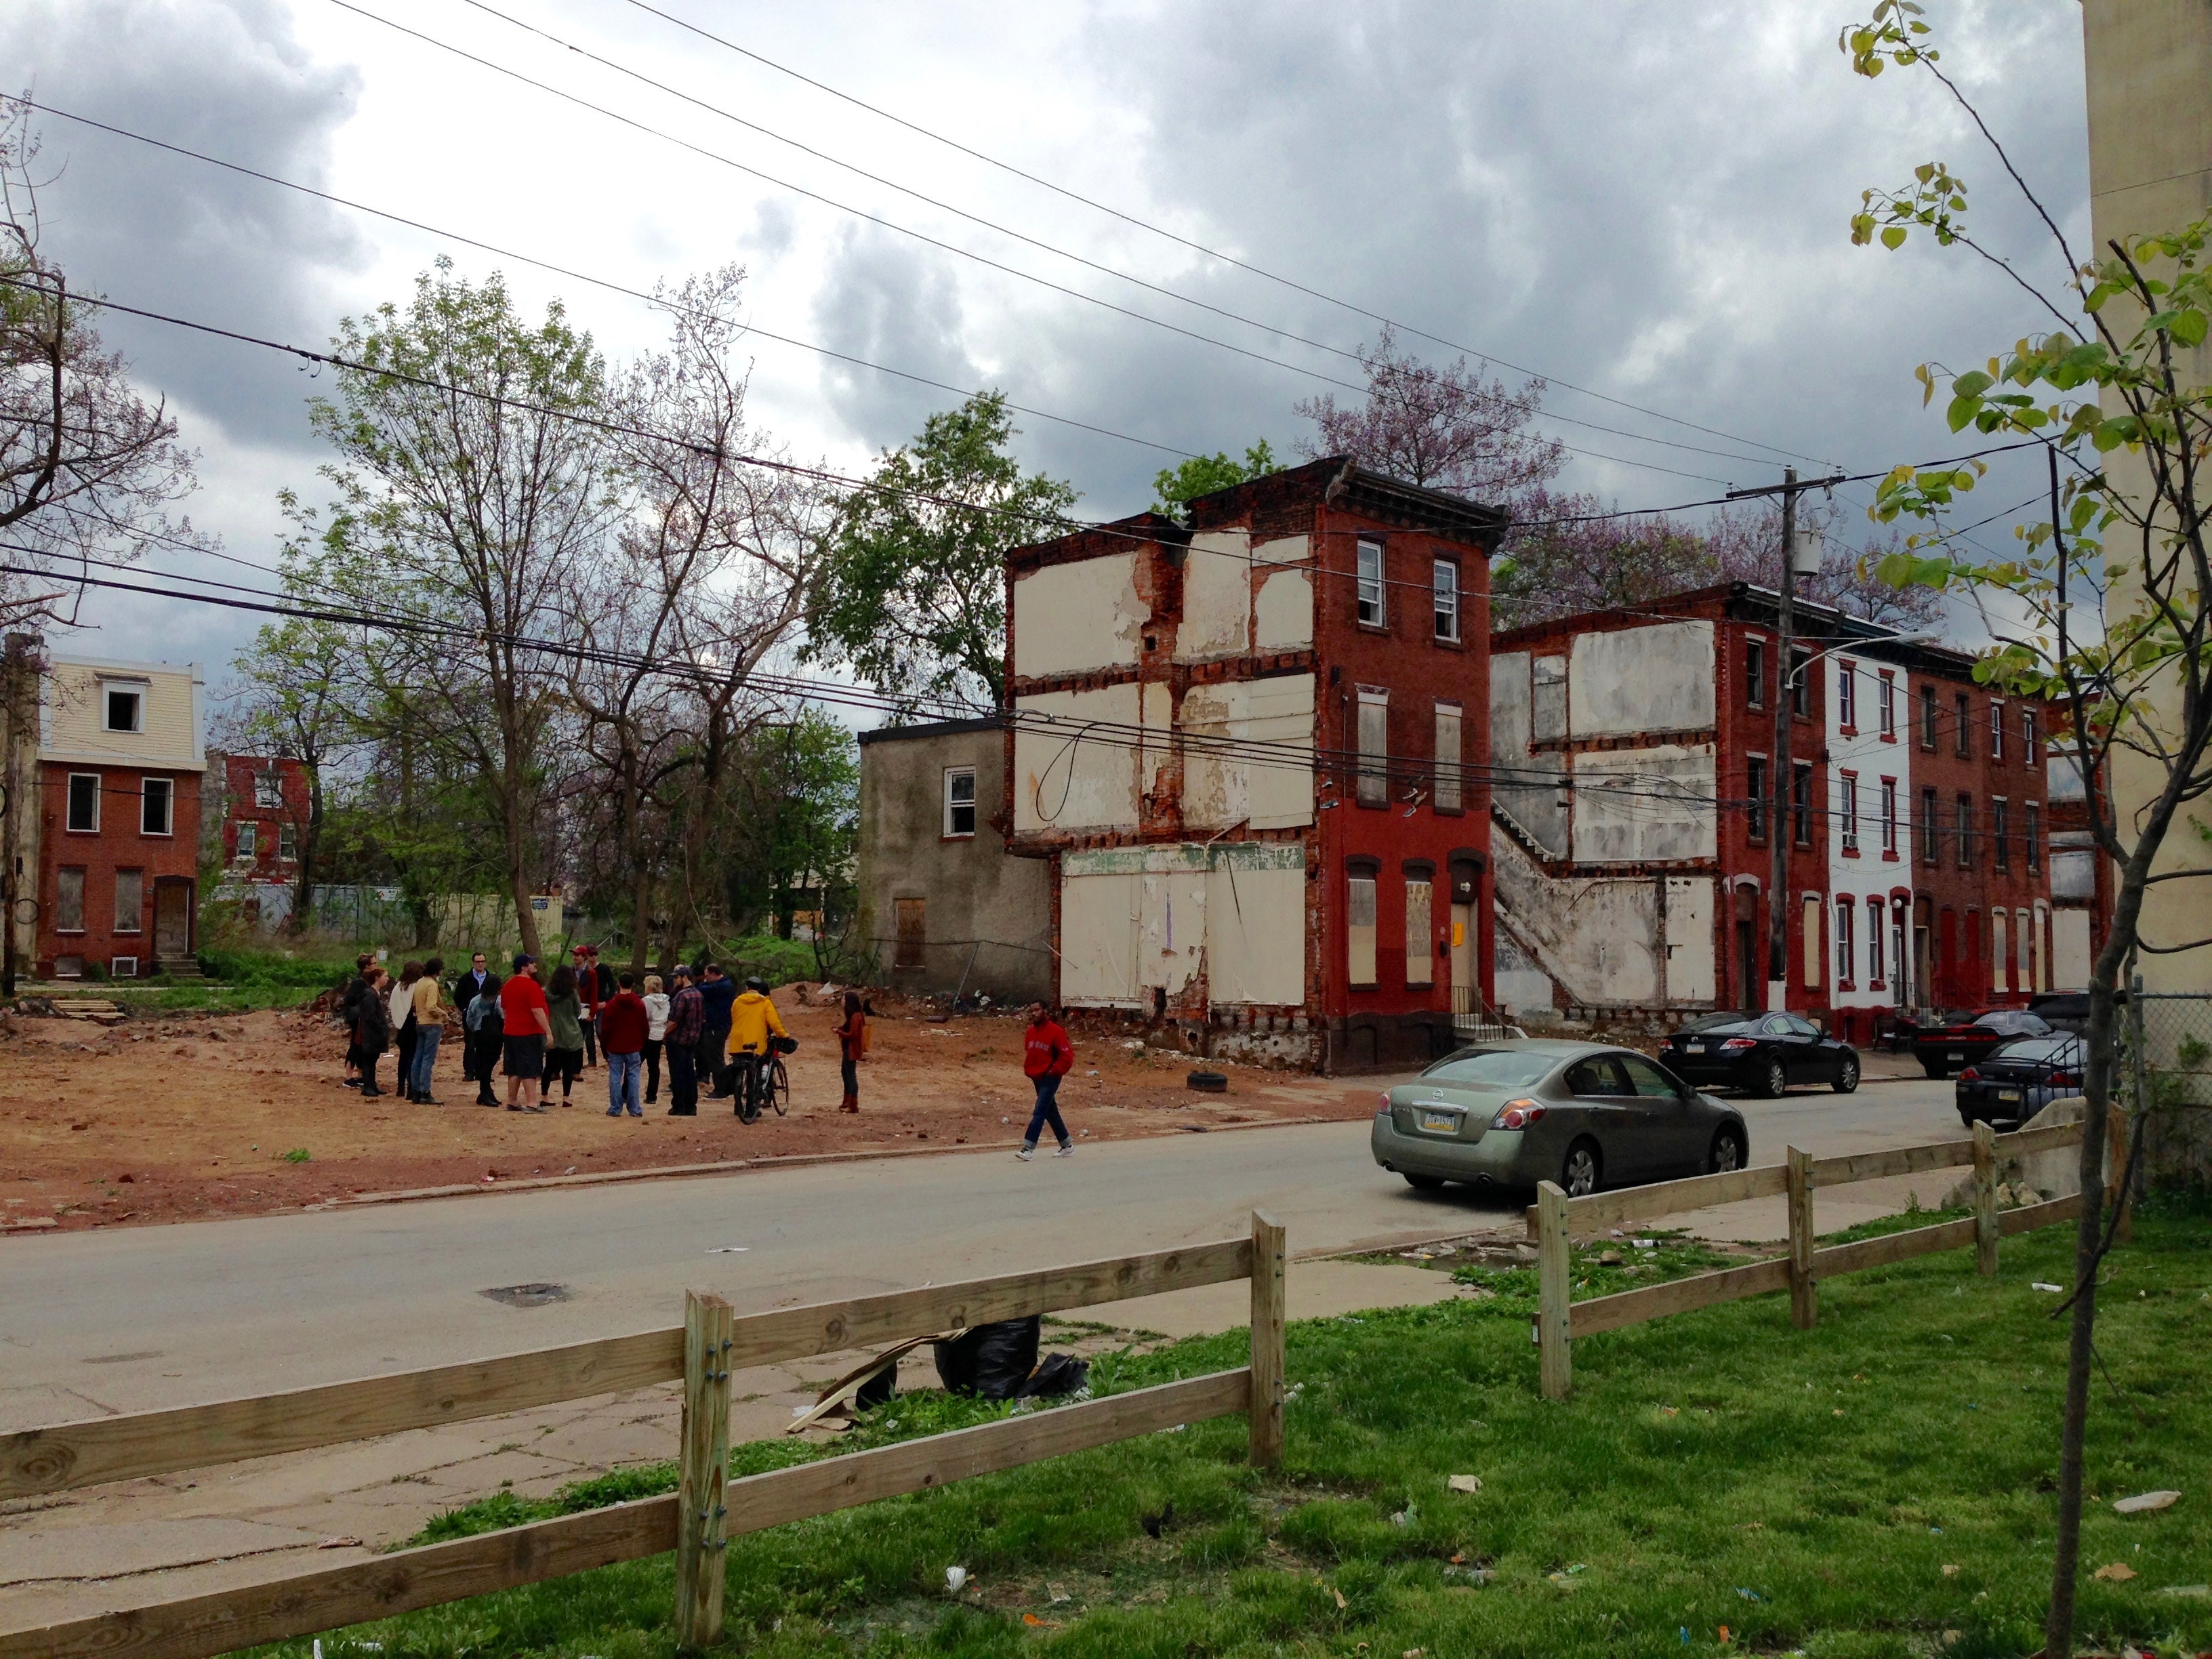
[1727, 466, 1846, 1012]
[1, 632, 37, 999]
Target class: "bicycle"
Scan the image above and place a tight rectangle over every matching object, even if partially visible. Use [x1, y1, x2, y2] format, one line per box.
[729, 1044, 792, 1123]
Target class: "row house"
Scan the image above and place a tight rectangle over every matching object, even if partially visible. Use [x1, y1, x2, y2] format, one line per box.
[206, 750, 314, 928]
[1002, 457, 1507, 1072]
[33, 654, 206, 978]
[1490, 583, 2083, 1044]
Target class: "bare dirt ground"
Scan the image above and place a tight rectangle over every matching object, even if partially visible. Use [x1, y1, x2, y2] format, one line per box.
[0, 988, 1385, 1232]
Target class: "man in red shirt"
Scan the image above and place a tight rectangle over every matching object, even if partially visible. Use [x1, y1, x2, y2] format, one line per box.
[599, 971, 649, 1119]
[499, 953, 552, 1114]
[1017, 1002, 1076, 1161]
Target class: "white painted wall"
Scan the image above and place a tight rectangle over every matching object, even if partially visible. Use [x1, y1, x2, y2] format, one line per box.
[1012, 553, 1146, 678]
[1011, 682, 1170, 835]
[1827, 653, 1914, 1013]
[1570, 745, 1717, 863]
[1568, 621, 1714, 739]
[1181, 673, 1315, 832]
[1061, 843, 1306, 1008]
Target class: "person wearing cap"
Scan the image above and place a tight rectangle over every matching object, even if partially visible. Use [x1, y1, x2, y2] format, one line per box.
[664, 964, 703, 1115]
[499, 952, 551, 1113]
[725, 976, 790, 1122]
[695, 962, 737, 1098]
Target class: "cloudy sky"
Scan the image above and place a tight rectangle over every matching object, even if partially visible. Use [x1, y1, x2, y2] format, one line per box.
[6, 0, 2091, 689]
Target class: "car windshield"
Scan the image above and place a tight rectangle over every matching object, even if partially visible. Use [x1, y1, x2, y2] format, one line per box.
[1422, 1049, 1559, 1090]
[1974, 1012, 2049, 1034]
[1989, 1037, 2081, 1065]
[1683, 1013, 1760, 1034]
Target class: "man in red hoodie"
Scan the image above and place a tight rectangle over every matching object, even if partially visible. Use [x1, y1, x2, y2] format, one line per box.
[599, 971, 650, 1119]
[1017, 1002, 1076, 1161]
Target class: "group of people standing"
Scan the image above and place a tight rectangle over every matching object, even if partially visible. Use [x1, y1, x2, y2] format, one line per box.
[336, 945, 873, 1122]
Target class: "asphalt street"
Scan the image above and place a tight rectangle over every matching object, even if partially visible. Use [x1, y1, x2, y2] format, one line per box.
[0, 1071, 1967, 1426]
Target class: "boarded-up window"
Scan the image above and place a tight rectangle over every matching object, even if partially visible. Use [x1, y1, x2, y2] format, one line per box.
[1992, 908, 2009, 993]
[1356, 690, 1389, 806]
[1801, 894, 1822, 989]
[1404, 879, 1433, 986]
[56, 867, 85, 933]
[1347, 876, 1377, 987]
[1433, 702, 1462, 811]
[114, 869, 143, 935]
[894, 898, 926, 969]
[2018, 907, 2034, 991]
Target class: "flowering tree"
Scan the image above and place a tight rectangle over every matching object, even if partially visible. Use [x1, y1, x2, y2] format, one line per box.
[1843, 7, 2211, 1654]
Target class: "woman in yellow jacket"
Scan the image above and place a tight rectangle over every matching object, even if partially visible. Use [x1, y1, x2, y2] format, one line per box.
[725, 977, 790, 1122]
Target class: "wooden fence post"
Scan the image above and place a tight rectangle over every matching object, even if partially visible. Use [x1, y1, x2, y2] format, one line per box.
[1536, 1180, 1572, 1400]
[1785, 1147, 1816, 1330]
[1971, 1120, 1999, 1276]
[1248, 1210, 1286, 1468]
[674, 1290, 734, 1654]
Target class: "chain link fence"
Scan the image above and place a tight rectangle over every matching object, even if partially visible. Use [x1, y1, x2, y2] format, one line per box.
[2125, 989, 2212, 1186]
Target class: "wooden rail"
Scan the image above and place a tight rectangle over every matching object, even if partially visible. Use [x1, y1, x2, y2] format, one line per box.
[0, 1218, 1288, 1659]
[1532, 1120, 2092, 1399]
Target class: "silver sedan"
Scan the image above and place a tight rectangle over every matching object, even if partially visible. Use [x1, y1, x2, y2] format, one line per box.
[1370, 1039, 1750, 1199]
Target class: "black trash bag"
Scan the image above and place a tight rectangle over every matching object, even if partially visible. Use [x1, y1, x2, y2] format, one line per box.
[854, 1357, 897, 1412]
[1015, 1352, 1089, 1401]
[933, 1315, 1041, 1401]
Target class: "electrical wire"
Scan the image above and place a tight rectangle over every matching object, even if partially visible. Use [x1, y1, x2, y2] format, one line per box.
[617, 0, 1841, 470]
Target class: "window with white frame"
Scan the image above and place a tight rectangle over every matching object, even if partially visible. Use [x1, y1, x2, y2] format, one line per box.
[2023, 708, 2039, 760]
[1867, 897, 1885, 983]
[1431, 558, 1458, 641]
[1433, 701, 1462, 812]
[254, 771, 282, 808]
[942, 766, 977, 838]
[1835, 898, 1856, 985]
[1839, 771, 1860, 853]
[1356, 689, 1389, 806]
[1355, 539, 1385, 626]
[235, 820, 257, 861]
[103, 684, 143, 733]
[1990, 699, 2005, 762]
[140, 777, 173, 837]
[1837, 661, 1857, 729]
[1879, 674, 1896, 739]
[278, 821, 298, 861]
[66, 773, 100, 832]
[1879, 778, 1898, 855]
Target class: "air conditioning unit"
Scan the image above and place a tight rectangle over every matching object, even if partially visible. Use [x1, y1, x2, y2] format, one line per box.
[110, 956, 140, 979]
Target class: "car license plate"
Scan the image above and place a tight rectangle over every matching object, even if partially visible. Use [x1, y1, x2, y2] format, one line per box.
[1998, 1089, 2022, 1103]
[1948, 1052, 1965, 1062]
[1683, 1041, 1705, 1054]
[1418, 1109, 1460, 1134]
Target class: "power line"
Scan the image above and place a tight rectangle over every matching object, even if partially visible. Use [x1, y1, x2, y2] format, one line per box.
[401, 0, 1790, 474]
[618, 0, 1840, 471]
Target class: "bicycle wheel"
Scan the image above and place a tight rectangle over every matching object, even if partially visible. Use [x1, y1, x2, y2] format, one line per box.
[769, 1057, 790, 1116]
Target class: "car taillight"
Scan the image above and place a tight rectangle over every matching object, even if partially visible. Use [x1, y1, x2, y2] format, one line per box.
[1959, 1067, 1980, 1083]
[1491, 1099, 1546, 1130]
[2047, 1071, 2078, 1088]
[1378, 1092, 1394, 1113]
[1719, 1037, 1757, 1053]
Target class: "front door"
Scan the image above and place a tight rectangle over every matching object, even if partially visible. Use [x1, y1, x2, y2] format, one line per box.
[1450, 902, 1474, 1007]
[155, 880, 191, 960]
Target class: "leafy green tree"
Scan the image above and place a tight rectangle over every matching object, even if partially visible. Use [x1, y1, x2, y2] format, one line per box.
[225, 592, 350, 929]
[1843, 9, 2211, 1653]
[804, 392, 1076, 712]
[1149, 440, 1281, 520]
[716, 710, 858, 958]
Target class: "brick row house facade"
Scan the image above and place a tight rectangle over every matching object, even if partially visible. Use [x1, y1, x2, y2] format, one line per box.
[33, 655, 206, 978]
[1490, 584, 2091, 1044]
[1002, 457, 1507, 1071]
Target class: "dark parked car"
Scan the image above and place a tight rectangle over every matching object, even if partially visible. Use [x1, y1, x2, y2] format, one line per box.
[1662, 1012, 1861, 1097]
[1371, 1040, 1749, 1198]
[1957, 1034, 2086, 1126]
[2026, 991, 2093, 1034]
[1912, 1008, 2052, 1078]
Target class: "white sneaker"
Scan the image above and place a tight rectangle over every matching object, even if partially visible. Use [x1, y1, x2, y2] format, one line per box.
[1053, 1143, 1074, 1158]
[1015, 1147, 1034, 1162]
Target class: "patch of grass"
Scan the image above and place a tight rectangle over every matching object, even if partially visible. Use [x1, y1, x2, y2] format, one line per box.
[279, 1148, 311, 1164]
[254, 1197, 2212, 1659]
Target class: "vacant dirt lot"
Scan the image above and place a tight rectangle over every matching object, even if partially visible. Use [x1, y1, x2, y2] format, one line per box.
[0, 989, 1382, 1231]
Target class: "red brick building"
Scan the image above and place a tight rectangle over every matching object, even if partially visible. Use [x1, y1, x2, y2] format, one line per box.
[1004, 458, 1506, 1071]
[210, 752, 311, 883]
[33, 655, 207, 978]
[1490, 583, 2079, 1042]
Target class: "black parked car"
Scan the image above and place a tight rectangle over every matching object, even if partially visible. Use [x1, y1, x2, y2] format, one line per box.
[1662, 1012, 1861, 1098]
[1957, 1034, 2086, 1127]
[2026, 991, 2095, 1034]
[1912, 1008, 2052, 1078]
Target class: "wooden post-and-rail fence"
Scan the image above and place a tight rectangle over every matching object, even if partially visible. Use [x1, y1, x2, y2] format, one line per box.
[0, 1212, 1290, 1659]
[1531, 1118, 2099, 1399]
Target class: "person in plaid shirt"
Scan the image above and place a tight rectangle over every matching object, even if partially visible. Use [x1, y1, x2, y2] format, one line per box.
[664, 965, 705, 1116]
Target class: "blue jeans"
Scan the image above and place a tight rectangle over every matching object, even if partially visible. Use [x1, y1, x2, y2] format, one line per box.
[607, 1050, 642, 1116]
[410, 1025, 442, 1097]
[1024, 1073, 1069, 1149]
